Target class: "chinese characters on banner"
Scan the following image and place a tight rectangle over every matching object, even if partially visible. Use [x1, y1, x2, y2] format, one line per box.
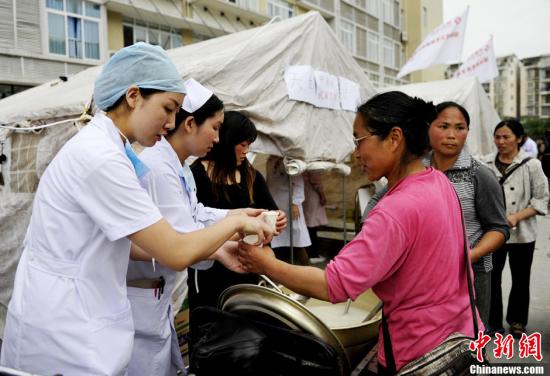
[469, 331, 543, 362]
[283, 65, 361, 112]
[453, 37, 498, 83]
[397, 7, 469, 79]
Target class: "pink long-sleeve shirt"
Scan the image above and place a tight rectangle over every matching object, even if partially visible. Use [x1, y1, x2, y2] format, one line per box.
[326, 168, 482, 370]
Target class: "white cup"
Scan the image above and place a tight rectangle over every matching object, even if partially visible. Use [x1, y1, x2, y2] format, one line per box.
[263, 210, 278, 231]
[243, 234, 260, 245]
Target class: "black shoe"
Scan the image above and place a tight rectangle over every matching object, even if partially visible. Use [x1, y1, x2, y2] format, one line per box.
[509, 322, 526, 339]
[485, 324, 505, 336]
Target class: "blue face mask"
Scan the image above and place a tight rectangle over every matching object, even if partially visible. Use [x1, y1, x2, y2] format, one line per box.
[178, 163, 196, 194]
[118, 131, 150, 180]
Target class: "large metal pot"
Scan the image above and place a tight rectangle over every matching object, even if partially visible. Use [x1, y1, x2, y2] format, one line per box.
[219, 284, 382, 371]
[305, 290, 382, 366]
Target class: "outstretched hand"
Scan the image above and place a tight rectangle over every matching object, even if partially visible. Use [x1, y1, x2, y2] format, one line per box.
[213, 241, 245, 273]
[238, 216, 274, 246]
[238, 241, 276, 275]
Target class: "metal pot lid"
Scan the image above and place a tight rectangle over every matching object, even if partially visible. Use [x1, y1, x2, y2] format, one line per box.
[218, 284, 350, 371]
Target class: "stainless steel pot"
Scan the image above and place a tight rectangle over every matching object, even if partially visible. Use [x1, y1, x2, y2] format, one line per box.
[219, 284, 382, 371]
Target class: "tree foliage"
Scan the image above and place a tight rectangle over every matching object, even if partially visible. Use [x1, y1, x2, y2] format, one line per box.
[521, 117, 550, 140]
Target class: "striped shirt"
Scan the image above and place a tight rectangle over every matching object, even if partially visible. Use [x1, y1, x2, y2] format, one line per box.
[364, 148, 509, 272]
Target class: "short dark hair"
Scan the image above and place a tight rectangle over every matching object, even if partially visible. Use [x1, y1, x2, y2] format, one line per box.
[357, 91, 437, 157]
[435, 101, 470, 127]
[494, 119, 526, 148]
[170, 94, 224, 134]
[104, 88, 162, 112]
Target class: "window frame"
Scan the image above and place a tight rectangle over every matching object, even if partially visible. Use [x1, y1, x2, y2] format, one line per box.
[43, 0, 104, 62]
[122, 19, 183, 50]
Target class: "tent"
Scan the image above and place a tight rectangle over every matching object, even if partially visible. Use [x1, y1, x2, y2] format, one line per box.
[384, 76, 500, 157]
[0, 11, 376, 336]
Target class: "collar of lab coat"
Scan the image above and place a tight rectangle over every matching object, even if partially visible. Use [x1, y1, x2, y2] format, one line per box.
[155, 136, 187, 176]
[92, 112, 126, 153]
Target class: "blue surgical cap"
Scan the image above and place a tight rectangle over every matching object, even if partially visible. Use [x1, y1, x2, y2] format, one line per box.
[94, 42, 186, 111]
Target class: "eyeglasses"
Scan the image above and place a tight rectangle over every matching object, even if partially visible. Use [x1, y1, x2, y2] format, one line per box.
[353, 133, 375, 147]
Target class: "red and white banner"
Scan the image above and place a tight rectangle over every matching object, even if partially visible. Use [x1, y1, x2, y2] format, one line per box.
[453, 37, 498, 83]
[397, 7, 469, 79]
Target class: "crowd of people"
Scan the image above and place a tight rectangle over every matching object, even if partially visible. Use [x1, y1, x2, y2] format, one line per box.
[0, 42, 548, 376]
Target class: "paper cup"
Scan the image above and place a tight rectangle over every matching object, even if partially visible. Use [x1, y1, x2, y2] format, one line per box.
[263, 210, 278, 231]
[243, 234, 259, 245]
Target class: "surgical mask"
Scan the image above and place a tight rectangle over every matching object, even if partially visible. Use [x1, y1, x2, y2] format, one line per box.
[179, 163, 196, 194]
[118, 131, 150, 180]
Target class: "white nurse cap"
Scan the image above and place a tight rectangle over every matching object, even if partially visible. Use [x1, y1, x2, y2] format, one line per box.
[182, 78, 214, 113]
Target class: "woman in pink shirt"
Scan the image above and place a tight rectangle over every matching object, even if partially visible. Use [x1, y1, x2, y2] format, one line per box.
[239, 91, 481, 374]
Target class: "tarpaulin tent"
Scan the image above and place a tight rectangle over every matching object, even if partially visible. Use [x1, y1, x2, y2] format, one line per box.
[384, 76, 499, 157]
[0, 11, 376, 336]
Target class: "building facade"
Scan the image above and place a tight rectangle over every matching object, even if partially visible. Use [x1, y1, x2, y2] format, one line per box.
[400, 0, 444, 83]
[485, 54, 522, 119]
[521, 54, 550, 118]
[0, 0, 443, 99]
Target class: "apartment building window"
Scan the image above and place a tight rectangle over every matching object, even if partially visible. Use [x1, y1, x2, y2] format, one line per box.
[339, 20, 354, 54]
[367, 31, 379, 62]
[46, 0, 101, 60]
[382, 0, 393, 24]
[123, 20, 182, 49]
[383, 37, 394, 67]
[366, 0, 378, 16]
[267, 0, 293, 19]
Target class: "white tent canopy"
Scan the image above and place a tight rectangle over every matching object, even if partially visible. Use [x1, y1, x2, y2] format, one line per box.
[384, 77, 499, 157]
[0, 11, 376, 165]
[0, 11, 377, 337]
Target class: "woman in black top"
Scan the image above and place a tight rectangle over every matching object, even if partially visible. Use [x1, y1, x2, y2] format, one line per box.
[189, 111, 281, 311]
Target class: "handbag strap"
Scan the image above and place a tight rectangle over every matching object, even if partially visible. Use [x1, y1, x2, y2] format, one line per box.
[382, 189, 478, 375]
[498, 157, 532, 185]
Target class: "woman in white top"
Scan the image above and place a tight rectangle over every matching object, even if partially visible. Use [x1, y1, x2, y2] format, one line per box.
[486, 119, 549, 338]
[126, 79, 278, 376]
[0, 43, 272, 376]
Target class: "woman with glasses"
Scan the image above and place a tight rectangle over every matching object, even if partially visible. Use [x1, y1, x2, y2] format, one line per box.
[238, 91, 480, 374]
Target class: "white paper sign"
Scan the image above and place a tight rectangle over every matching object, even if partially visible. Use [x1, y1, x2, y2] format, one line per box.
[453, 37, 498, 84]
[313, 70, 340, 110]
[397, 7, 469, 79]
[284, 65, 317, 105]
[338, 76, 361, 112]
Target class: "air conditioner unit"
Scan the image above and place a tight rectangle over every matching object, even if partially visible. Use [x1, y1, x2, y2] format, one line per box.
[401, 31, 408, 42]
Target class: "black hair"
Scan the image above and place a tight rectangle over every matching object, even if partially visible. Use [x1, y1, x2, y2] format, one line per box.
[194, 111, 257, 203]
[170, 93, 224, 134]
[435, 101, 470, 127]
[494, 119, 526, 148]
[104, 88, 163, 112]
[357, 91, 437, 157]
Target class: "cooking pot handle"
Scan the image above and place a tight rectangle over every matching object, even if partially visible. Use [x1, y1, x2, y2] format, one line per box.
[258, 274, 283, 293]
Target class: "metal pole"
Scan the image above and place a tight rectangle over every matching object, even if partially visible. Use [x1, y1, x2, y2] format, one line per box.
[288, 172, 294, 264]
[342, 174, 347, 245]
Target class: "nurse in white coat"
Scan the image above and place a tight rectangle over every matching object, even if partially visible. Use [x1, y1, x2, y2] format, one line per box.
[0, 43, 272, 376]
[267, 156, 311, 251]
[127, 79, 264, 376]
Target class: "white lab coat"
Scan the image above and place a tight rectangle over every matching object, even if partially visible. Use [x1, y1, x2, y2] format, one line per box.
[127, 137, 227, 376]
[0, 113, 163, 375]
[266, 157, 311, 248]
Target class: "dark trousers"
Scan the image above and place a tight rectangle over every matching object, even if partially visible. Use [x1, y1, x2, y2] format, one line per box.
[489, 242, 535, 328]
[473, 268, 491, 326]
